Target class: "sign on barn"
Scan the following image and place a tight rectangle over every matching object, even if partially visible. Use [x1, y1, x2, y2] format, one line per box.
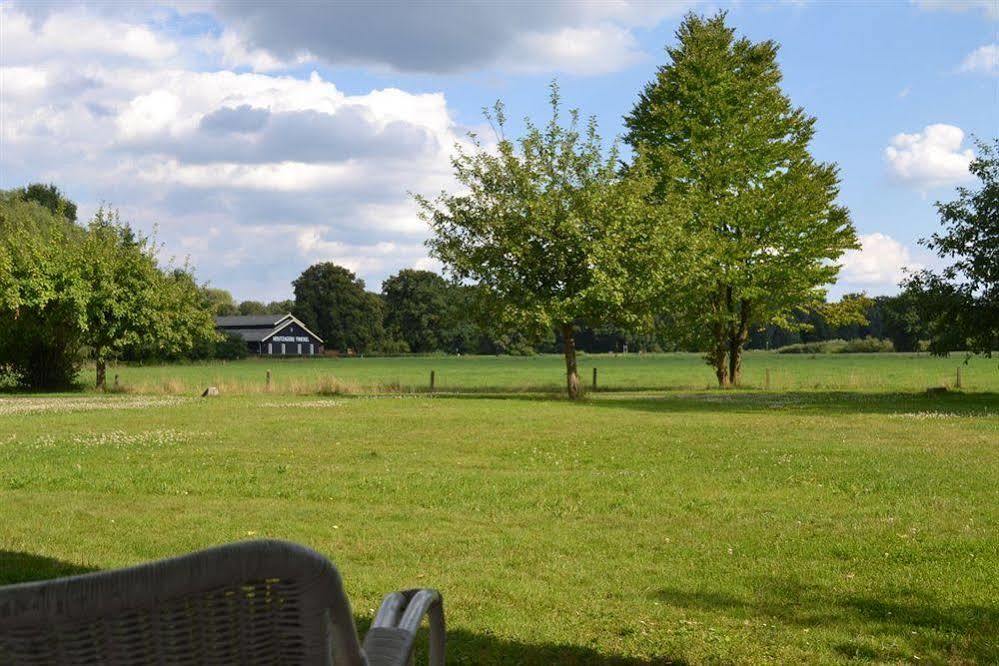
[214, 314, 324, 356]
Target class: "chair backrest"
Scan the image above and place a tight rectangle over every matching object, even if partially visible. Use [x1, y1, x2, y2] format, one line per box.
[0, 540, 365, 665]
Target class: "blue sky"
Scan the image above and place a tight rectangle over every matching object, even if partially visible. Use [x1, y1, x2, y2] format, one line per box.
[2, 1, 996, 301]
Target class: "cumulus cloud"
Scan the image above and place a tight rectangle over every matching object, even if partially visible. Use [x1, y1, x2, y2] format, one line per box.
[0, 3, 467, 300]
[959, 44, 999, 75]
[0, 5, 178, 65]
[838, 233, 922, 293]
[209, 1, 690, 75]
[884, 124, 974, 188]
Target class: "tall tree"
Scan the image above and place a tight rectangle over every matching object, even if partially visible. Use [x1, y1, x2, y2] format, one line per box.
[2, 193, 216, 388]
[292, 263, 384, 353]
[904, 138, 998, 358]
[418, 83, 670, 398]
[625, 13, 858, 386]
[82, 208, 217, 389]
[381, 269, 450, 353]
[202, 287, 238, 316]
[0, 193, 88, 388]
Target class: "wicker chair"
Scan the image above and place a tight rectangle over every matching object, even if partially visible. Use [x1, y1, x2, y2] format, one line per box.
[0, 539, 444, 665]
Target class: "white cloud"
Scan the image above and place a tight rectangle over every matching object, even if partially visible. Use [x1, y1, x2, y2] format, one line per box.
[838, 233, 922, 292]
[959, 44, 999, 75]
[913, 0, 999, 19]
[117, 90, 183, 138]
[208, 1, 692, 75]
[884, 124, 974, 188]
[503, 24, 647, 76]
[0, 4, 474, 300]
[0, 6, 178, 65]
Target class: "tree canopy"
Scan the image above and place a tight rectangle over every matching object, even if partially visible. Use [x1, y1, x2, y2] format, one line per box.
[292, 263, 384, 354]
[11, 183, 78, 223]
[904, 138, 998, 358]
[625, 12, 859, 386]
[418, 83, 670, 398]
[381, 269, 451, 353]
[0, 192, 217, 389]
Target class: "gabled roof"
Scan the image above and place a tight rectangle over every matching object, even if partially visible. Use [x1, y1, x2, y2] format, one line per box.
[215, 313, 324, 344]
[260, 315, 324, 344]
[215, 314, 291, 328]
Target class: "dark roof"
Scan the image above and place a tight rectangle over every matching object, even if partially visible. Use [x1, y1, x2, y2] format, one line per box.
[215, 313, 324, 344]
[219, 327, 273, 342]
[215, 314, 290, 328]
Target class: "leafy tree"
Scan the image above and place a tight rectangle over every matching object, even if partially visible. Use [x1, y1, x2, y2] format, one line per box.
[14, 183, 77, 222]
[1, 193, 216, 387]
[265, 299, 295, 314]
[202, 287, 238, 316]
[82, 208, 218, 389]
[381, 269, 450, 352]
[238, 300, 268, 315]
[292, 263, 384, 353]
[625, 13, 858, 386]
[0, 193, 88, 388]
[904, 138, 998, 358]
[418, 84, 669, 398]
[214, 332, 250, 360]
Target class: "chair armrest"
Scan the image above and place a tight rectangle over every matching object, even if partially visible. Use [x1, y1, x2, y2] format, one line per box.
[362, 588, 445, 666]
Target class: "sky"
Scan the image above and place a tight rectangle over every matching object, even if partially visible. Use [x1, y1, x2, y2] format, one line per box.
[1, 0, 996, 302]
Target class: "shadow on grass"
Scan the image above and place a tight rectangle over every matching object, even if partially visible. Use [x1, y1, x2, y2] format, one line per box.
[434, 389, 999, 417]
[392, 623, 683, 665]
[0, 552, 679, 664]
[656, 579, 998, 663]
[0, 551, 97, 585]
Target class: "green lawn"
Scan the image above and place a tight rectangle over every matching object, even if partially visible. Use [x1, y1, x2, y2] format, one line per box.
[90, 351, 999, 394]
[1, 360, 997, 663]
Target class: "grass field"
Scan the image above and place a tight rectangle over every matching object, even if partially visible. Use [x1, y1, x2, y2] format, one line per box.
[1, 355, 997, 663]
[87, 351, 999, 394]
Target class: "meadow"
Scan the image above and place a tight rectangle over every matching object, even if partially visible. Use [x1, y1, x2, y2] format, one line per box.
[88, 351, 999, 395]
[1, 354, 997, 663]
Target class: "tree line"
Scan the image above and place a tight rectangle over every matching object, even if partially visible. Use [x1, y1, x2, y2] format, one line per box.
[0, 186, 216, 389]
[3, 13, 994, 396]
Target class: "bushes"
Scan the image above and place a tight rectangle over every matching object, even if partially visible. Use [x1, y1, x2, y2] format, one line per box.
[842, 337, 895, 353]
[777, 337, 894, 354]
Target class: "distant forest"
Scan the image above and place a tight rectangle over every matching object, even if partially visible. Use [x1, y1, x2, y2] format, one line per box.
[206, 271, 926, 358]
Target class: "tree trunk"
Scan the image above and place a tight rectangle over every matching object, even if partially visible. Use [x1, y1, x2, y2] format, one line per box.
[709, 286, 731, 387]
[709, 339, 729, 387]
[727, 299, 752, 387]
[95, 356, 106, 391]
[561, 323, 581, 400]
[728, 340, 742, 387]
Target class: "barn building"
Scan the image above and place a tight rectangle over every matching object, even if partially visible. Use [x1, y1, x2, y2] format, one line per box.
[215, 314, 324, 356]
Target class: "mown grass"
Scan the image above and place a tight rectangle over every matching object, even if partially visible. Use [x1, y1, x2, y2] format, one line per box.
[80, 351, 999, 395]
[1, 386, 996, 663]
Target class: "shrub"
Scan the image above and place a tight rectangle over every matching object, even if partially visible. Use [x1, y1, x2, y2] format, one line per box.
[776, 337, 894, 354]
[842, 337, 894, 353]
[214, 332, 249, 360]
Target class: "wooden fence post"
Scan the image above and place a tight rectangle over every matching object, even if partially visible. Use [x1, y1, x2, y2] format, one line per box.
[430, 370, 435, 392]
[592, 367, 598, 391]
[956, 366, 962, 389]
[266, 370, 271, 391]
[114, 374, 119, 389]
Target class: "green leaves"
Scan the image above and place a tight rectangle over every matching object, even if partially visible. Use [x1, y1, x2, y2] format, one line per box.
[292, 263, 384, 353]
[625, 12, 859, 384]
[906, 138, 999, 358]
[419, 82, 663, 339]
[0, 194, 217, 388]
